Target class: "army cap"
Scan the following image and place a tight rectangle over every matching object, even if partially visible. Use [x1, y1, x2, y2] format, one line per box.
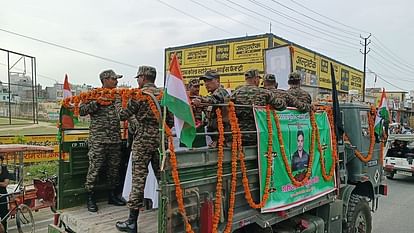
[99, 69, 123, 80]
[135, 65, 157, 78]
[288, 71, 302, 82]
[200, 70, 220, 81]
[188, 78, 200, 87]
[244, 69, 261, 79]
[263, 74, 276, 82]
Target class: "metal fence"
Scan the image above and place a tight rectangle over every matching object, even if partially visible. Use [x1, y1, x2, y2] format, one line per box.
[0, 48, 37, 125]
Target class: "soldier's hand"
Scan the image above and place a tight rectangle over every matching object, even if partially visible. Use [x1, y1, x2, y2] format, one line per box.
[192, 98, 201, 106]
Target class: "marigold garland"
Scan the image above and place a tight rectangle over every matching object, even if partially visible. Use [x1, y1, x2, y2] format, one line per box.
[343, 105, 376, 163]
[272, 110, 316, 187]
[227, 103, 274, 210]
[224, 103, 239, 233]
[212, 108, 225, 232]
[311, 110, 336, 181]
[164, 125, 194, 233]
[61, 88, 163, 117]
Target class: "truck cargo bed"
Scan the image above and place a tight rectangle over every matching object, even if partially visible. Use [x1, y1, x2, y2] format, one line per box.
[58, 202, 157, 233]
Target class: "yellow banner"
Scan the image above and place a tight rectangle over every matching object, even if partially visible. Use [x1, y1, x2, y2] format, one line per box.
[0, 134, 88, 163]
[292, 47, 319, 87]
[183, 46, 211, 66]
[232, 39, 266, 61]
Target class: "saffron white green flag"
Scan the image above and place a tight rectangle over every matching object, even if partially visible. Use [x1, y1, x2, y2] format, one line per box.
[374, 88, 390, 136]
[161, 54, 196, 147]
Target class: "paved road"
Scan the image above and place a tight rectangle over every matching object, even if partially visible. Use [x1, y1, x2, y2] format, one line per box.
[373, 175, 414, 233]
[8, 207, 54, 233]
[4, 175, 414, 233]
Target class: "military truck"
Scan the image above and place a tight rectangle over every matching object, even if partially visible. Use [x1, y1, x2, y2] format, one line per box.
[49, 98, 387, 233]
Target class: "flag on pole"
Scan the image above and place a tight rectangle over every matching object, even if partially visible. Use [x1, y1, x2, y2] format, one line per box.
[161, 54, 196, 147]
[59, 74, 76, 129]
[374, 88, 390, 137]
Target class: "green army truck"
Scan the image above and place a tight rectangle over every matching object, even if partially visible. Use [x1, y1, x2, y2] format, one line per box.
[49, 100, 387, 233]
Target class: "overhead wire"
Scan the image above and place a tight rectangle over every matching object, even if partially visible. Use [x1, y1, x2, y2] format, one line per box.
[266, 0, 360, 37]
[221, 0, 360, 51]
[0, 28, 138, 69]
[247, 0, 360, 48]
[372, 35, 414, 69]
[370, 49, 414, 74]
[189, 0, 263, 32]
[157, 0, 237, 36]
[289, 0, 370, 35]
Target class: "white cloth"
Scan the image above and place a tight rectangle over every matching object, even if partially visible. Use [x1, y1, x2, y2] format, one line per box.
[122, 154, 159, 209]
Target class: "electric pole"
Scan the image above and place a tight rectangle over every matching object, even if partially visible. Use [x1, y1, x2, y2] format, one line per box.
[360, 33, 371, 102]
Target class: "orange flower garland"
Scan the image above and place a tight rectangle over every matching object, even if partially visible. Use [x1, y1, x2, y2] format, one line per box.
[343, 105, 376, 163]
[224, 103, 239, 233]
[272, 110, 316, 187]
[311, 110, 336, 181]
[227, 103, 274, 210]
[212, 108, 225, 232]
[61, 88, 164, 117]
[164, 125, 194, 233]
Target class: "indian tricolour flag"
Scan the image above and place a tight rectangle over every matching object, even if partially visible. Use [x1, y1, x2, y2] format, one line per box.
[161, 54, 196, 148]
[374, 88, 390, 137]
[59, 74, 76, 129]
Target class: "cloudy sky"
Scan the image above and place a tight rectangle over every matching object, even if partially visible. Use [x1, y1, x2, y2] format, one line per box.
[0, 0, 412, 91]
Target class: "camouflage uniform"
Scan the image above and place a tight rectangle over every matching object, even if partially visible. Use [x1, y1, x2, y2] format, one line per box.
[263, 74, 311, 112]
[81, 70, 123, 192]
[188, 78, 204, 124]
[287, 71, 312, 104]
[231, 83, 286, 146]
[199, 71, 230, 143]
[118, 66, 162, 210]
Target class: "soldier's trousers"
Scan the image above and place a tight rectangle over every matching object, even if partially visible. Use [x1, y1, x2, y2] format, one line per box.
[85, 142, 121, 192]
[127, 137, 160, 209]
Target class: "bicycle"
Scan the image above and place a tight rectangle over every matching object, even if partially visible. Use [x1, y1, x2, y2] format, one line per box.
[0, 188, 35, 233]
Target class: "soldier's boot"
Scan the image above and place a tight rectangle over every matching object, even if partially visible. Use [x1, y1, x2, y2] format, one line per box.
[115, 209, 139, 233]
[108, 191, 126, 206]
[87, 192, 98, 212]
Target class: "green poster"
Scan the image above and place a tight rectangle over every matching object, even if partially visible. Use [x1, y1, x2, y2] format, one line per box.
[254, 107, 336, 213]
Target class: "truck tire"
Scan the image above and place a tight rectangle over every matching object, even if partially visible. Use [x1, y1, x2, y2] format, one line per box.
[344, 194, 372, 233]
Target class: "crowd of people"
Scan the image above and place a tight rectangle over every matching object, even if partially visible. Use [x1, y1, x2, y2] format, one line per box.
[79, 66, 313, 233]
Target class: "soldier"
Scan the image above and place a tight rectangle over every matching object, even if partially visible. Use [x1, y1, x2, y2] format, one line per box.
[263, 74, 311, 112]
[115, 66, 163, 233]
[187, 78, 204, 126]
[231, 69, 286, 146]
[287, 71, 312, 104]
[193, 70, 230, 147]
[80, 69, 126, 213]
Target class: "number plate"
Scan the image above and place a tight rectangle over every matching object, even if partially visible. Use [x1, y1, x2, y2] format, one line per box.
[396, 171, 412, 176]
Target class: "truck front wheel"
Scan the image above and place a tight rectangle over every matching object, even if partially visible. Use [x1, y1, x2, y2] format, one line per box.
[344, 194, 372, 233]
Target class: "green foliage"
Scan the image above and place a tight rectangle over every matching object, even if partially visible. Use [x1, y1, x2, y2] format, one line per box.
[13, 135, 27, 144]
[24, 161, 58, 183]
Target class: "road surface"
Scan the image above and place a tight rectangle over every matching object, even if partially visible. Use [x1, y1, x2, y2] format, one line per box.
[373, 175, 414, 233]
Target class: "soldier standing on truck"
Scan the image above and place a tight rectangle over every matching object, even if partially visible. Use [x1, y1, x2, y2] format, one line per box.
[192, 70, 230, 147]
[187, 78, 204, 127]
[80, 69, 126, 213]
[263, 73, 311, 112]
[115, 66, 163, 233]
[231, 69, 286, 146]
[287, 71, 312, 104]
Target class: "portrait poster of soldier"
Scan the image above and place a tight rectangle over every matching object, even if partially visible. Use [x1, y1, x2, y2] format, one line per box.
[254, 107, 336, 213]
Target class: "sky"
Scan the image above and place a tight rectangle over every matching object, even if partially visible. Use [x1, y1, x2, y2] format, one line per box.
[0, 0, 413, 93]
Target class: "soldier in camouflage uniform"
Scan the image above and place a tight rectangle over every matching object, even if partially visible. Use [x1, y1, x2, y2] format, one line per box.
[263, 74, 311, 112]
[193, 70, 230, 147]
[231, 69, 286, 146]
[187, 78, 204, 126]
[80, 69, 126, 213]
[287, 71, 312, 104]
[115, 66, 162, 233]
